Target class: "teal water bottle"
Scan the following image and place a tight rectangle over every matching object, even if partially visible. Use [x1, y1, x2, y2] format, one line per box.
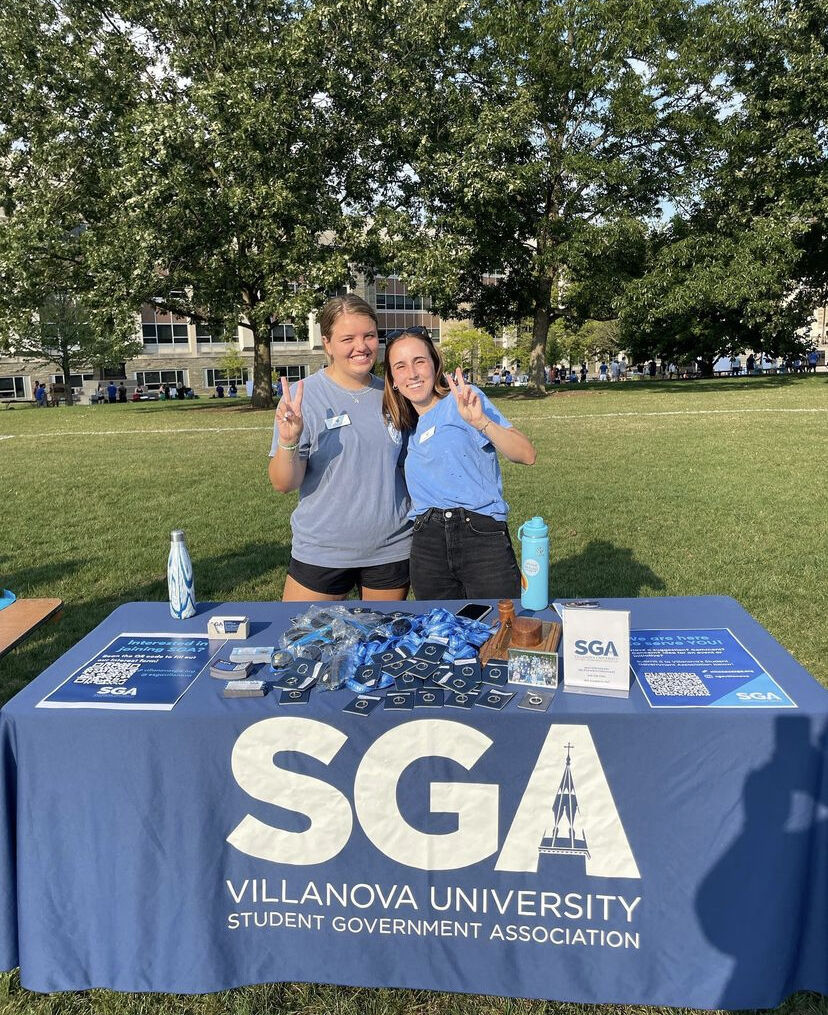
[168, 530, 197, 619]
[517, 516, 549, 611]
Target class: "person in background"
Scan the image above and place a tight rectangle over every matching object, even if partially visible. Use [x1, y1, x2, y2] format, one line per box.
[269, 294, 411, 602]
[162, 382, 171, 399]
[34, 382, 46, 407]
[117, 382, 127, 403]
[228, 382, 238, 397]
[383, 327, 535, 599]
[107, 381, 117, 403]
[215, 382, 225, 398]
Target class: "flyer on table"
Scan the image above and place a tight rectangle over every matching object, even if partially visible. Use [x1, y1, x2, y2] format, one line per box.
[630, 628, 797, 708]
[37, 633, 220, 710]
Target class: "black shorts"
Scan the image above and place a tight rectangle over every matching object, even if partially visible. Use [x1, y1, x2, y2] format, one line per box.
[288, 556, 410, 596]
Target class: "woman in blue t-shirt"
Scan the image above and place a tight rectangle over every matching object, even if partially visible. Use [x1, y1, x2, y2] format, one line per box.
[382, 328, 536, 599]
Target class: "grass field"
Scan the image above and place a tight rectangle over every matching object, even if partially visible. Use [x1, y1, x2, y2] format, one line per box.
[0, 374, 826, 1015]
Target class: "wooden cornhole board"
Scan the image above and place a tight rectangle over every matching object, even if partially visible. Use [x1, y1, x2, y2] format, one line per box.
[0, 599, 64, 659]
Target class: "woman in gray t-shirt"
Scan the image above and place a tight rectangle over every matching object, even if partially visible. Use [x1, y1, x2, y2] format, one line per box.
[269, 295, 412, 601]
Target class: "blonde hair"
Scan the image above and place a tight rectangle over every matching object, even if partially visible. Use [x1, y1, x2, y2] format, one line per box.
[382, 330, 450, 432]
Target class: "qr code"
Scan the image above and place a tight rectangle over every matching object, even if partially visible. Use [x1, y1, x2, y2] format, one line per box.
[644, 671, 710, 696]
[74, 661, 141, 686]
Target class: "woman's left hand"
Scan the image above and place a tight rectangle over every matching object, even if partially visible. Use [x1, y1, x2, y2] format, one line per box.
[446, 368, 486, 429]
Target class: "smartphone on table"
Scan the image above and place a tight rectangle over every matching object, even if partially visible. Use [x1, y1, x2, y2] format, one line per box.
[455, 603, 493, 622]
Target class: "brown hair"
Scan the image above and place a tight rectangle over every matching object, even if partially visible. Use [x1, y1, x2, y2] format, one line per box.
[382, 329, 450, 432]
[318, 294, 378, 340]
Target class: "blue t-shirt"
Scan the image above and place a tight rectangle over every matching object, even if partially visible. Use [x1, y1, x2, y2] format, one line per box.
[269, 369, 412, 567]
[404, 390, 512, 520]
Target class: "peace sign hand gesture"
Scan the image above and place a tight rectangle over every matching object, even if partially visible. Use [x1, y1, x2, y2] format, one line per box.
[275, 376, 304, 447]
[446, 368, 486, 429]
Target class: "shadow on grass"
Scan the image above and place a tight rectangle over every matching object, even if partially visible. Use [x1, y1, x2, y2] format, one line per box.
[0, 541, 290, 703]
[553, 540, 665, 598]
[0, 557, 86, 594]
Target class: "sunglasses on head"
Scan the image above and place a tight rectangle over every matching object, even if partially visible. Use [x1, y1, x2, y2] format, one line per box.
[384, 326, 432, 342]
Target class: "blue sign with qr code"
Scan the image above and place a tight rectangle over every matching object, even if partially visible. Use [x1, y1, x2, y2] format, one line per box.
[36, 634, 217, 710]
[629, 628, 797, 708]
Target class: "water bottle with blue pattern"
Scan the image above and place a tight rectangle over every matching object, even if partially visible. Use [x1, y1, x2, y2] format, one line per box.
[168, 530, 197, 619]
[517, 516, 549, 611]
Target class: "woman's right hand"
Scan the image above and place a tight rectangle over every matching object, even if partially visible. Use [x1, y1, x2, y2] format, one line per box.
[275, 376, 304, 447]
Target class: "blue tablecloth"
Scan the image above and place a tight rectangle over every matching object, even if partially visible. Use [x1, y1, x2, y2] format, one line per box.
[0, 596, 825, 1007]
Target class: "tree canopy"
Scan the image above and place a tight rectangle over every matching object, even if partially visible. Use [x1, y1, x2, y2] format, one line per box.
[1, 0, 825, 393]
[374, 0, 721, 390]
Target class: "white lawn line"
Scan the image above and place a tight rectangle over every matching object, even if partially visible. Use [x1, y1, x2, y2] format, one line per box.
[1, 425, 273, 440]
[1, 406, 826, 441]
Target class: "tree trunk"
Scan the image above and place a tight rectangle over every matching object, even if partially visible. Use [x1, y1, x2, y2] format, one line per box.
[61, 348, 74, 407]
[251, 319, 274, 410]
[528, 304, 549, 394]
[699, 356, 714, 378]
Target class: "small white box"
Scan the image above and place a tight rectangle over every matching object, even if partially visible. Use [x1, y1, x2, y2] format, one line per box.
[207, 615, 250, 640]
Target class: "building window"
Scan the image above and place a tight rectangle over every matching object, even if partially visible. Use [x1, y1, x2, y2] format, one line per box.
[205, 368, 250, 387]
[135, 369, 187, 390]
[273, 365, 307, 383]
[52, 373, 96, 387]
[270, 322, 297, 342]
[141, 305, 190, 345]
[375, 293, 427, 311]
[0, 376, 25, 398]
[196, 322, 228, 344]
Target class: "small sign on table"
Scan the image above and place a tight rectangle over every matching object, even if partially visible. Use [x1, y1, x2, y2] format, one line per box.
[562, 606, 631, 697]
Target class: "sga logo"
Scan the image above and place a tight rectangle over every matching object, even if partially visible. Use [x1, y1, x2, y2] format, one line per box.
[574, 639, 619, 657]
[227, 719, 640, 879]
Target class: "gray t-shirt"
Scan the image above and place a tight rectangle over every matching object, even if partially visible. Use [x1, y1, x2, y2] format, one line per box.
[270, 369, 412, 567]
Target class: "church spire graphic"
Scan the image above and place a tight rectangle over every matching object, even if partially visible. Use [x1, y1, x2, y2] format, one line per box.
[538, 743, 590, 858]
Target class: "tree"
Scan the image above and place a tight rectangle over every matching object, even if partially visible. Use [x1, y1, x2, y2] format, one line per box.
[100, 0, 470, 408]
[718, 0, 828, 295]
[439, 324, 501, 381]
[376, 0, 720, 391]
[619, 218, 813, 374]
[8, 291, 141, 405]
[219, 344, 248, 388]
[620, 0, 828, 372]
[1, 0, 455, 409]
[0, 1, 148, 395]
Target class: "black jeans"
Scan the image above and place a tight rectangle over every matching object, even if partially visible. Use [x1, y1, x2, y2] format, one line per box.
[410, 508, 521, 600]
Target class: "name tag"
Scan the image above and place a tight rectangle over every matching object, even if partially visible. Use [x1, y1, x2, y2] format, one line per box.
[419, 425, 436, 444]
[325, 413, 351, 430]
